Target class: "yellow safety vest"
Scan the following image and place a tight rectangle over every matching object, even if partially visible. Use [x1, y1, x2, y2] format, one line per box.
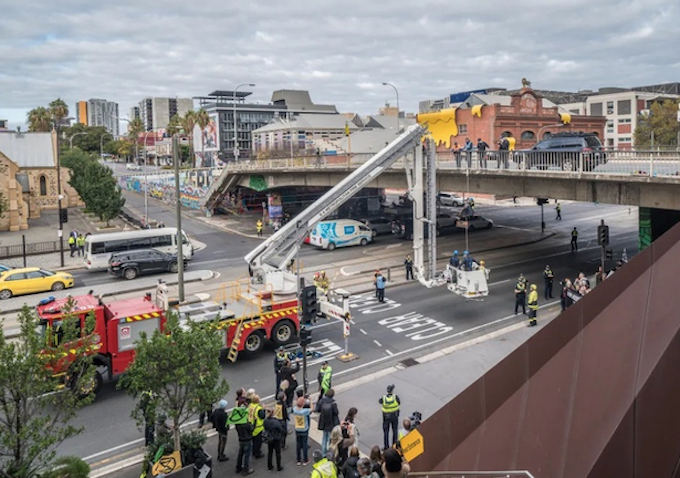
[248, 403, 264, 436]
[528, 290, 539, 311]
[381, 394, 399, 414]
[76, 236, 85, 247]
[68, 236, 75, 245]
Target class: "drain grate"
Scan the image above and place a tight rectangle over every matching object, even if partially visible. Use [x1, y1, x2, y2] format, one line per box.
[399, 357, 419, 368]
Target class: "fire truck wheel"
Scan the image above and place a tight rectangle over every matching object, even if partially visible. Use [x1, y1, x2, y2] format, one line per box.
[243, 330, 265, 355]
[0, 290, 12, 300]
[123, 268, 138, 280]
[79, 371, 103, 397]
[272, 320, 295, 346]
[51, 281, 65, 291]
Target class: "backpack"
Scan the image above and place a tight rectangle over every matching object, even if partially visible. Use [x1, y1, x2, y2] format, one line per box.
[344, 465, 361, 478]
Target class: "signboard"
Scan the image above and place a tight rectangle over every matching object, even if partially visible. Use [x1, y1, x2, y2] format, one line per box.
[399, 429, 425, 462]
[151, 451, 183, 476]
[119, 325, 131, 340]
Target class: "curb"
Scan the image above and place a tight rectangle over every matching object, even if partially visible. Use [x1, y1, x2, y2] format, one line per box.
[0, 272, 215, 317]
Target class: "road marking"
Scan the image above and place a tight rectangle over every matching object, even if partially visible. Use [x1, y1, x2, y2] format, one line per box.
[489, 279, 513, 286]
[386, 243, 403, 249]
[373, 340, 382, 347]
[212, 250, 226, 254]
[385, 349, 393, 355]
[340, 266, 360, 277]
[360, 328, 367, 335]
[378, 312, 453, 341]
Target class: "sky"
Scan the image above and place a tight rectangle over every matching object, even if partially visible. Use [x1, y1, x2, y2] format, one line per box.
[1, 0, 678, 130]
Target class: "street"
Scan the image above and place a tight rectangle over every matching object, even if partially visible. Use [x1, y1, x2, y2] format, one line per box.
[47, 190, 638, 464]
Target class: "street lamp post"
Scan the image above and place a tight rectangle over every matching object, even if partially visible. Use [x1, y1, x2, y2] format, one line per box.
[382, 82, 400, 135]
[100, 132, 114, 161]
[172, 133, 185, 302]
[142, 130, 157, 225]
[68, 132, 88, 149]
[233, 83, 255, 161]
[55, 124, 65, 267]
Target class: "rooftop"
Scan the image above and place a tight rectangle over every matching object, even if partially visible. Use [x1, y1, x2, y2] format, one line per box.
[0, 131, 55, 168]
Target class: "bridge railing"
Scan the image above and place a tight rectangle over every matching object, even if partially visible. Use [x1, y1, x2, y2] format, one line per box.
[408, 471, 536, 478]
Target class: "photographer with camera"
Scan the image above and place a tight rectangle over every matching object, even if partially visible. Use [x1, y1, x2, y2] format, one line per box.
[378, 384, 401, 450]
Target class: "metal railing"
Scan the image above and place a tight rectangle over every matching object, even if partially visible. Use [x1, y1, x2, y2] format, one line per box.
[408, 471, 536, 478]
[0, 239, 61, 259]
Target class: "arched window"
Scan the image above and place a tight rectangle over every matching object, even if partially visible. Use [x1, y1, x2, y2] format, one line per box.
[39, 175, 47, 196]
[501, 131, 513, 138]
[543, 131, 553, 139]
[521, 131, 536, 141]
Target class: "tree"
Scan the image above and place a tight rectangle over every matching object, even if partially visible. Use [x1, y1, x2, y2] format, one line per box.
[119, 313, 229, 452]
[634, 99, 680, 149]
[26, 107, 52, 132]
[180, 111, 197, 167]
[166, 114, 182, 137]
[48, 99, 69, 129]
[127, 118, 145, 162]
[61, 124, 109, 154]
[195, 109, 210, 168]
[0, 303, 96, 477]
[82, 163, 126, 226]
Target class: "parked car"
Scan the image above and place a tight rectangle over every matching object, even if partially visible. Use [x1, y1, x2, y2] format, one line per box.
[456, 215, 493, 230]
[0, 264, 12, 274]
[519, 133, 607, 171]
[0, 267, 74, 300]
[108, 249, 186, 280]
[126, 163, 142, 171]
[437, 192, 464, 207]
[359, 217, 394, 237]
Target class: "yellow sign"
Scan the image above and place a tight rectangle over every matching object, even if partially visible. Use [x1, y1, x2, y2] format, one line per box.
[345, 122, 350, 136]
[399, 429, 425, 462]
[152, 451, 182, 476]
[416, 109, 458, 148]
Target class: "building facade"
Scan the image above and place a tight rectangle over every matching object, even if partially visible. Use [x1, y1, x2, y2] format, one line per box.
[193, 89, 337, 165]
[75, 99, 120, 136]
[0, 131, 82, 232]
[138, 97, 193, 132]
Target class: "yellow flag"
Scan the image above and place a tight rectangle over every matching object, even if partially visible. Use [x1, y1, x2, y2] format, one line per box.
[345, 122, 350, 136]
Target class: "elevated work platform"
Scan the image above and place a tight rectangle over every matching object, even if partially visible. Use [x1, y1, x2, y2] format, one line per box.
[411, 220, 680, 477]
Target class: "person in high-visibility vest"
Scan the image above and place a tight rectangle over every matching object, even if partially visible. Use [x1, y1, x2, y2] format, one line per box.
[571, 227, 578, 252]
[318, 361, 332, 398]
[528, 284, 539, 327]
[256, 219, 263, 237]
[248, 395, 266, 459]
[68, 235, 76, 257]
[378, 384, 401, 449]
[76, 233, 85, 257]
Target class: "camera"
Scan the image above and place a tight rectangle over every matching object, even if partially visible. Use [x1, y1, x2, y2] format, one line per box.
[409, 411, 423, 429]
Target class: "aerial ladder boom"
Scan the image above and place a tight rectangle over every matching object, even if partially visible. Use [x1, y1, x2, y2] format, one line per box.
[244, 124, 426, 294]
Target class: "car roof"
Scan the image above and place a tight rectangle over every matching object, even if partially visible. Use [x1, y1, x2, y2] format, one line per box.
[4, 267, 42, 273]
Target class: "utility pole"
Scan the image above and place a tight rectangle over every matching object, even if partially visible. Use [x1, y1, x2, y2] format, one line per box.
[173, 134, 185, 302]
[55, 125, 65, 267]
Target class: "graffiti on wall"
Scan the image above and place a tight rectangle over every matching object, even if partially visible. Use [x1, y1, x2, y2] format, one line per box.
[118, 174, 210, 210]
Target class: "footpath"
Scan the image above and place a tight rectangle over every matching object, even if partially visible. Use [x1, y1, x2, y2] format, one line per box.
[93, 303, 562, 478]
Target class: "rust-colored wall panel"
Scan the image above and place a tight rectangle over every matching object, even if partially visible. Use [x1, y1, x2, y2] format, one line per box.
[587, 405, 636, 478]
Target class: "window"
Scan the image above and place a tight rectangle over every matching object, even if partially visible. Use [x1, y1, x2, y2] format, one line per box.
[619, 137, 632, 142]
[5, 272, 27, 281]
[590, 103, 603, 116]
[617, 99, 631, 115]
[26, 271, 45, 279]
[606, 120, 614, 133]
[606, 101, 614, 114]
[459, 124, 468, 134]
[39, 175, 47, 196]
[618, 118, 631, 124]
[150, 235, 173, 247]
[521, 131, 535, 141]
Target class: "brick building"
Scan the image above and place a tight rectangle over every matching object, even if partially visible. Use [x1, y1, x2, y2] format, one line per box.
[418, 86, 606, 152]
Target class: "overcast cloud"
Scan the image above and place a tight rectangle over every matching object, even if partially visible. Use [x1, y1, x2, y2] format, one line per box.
[1, 0, 678, 127]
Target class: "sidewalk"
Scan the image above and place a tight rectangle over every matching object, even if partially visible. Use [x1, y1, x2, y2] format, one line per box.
[91, 303, 562, 478]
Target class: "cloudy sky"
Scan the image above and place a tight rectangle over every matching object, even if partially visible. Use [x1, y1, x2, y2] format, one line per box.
[1, 0, 678, 128]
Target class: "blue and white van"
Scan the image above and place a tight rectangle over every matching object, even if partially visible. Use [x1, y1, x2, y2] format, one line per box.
[308, 219, 373, 251]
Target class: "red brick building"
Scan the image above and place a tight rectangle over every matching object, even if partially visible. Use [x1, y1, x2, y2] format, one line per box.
[419, 87, 606, 152]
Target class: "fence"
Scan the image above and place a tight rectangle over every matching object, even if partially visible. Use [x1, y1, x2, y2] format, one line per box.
[0, 237, 61, 261]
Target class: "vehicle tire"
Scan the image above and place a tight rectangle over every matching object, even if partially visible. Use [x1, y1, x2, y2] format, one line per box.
[75, 370, 103, 397]
[0, 289, 12, 300]
[486, 222, 493, 229]
[371, 229, 378, 238]
[327, 242, 336, 251]
[272, 320, 295, 346]
[51, 281, 65, 291]
[360, 238, 368, 246]
[243, 330, 265, 355]
[169, 261, 179, 273]
[123, 268, 138, 280]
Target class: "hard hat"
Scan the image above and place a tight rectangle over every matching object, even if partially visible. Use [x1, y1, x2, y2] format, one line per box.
[463, 250, 469, 255]
[531, 284, 537, 290]
[480, 261, 485, 265]
[453, 250, 459, 255]
[321, 270, 325, 275]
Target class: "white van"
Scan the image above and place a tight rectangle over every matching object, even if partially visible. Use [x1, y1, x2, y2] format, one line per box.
[308, 219, 373, 251]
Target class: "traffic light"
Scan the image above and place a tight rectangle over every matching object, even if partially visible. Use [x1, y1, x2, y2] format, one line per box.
[59, 208, 68, 224]
[605, 248, 613, 260]
[300, 285, 318, 324]
[536, 198, 549, 205]
[300, 327, 312, 347]
[597, 224, 610, 246]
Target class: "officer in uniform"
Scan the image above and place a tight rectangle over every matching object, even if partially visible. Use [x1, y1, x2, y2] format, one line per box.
[274, 347, 287, 391]
[449, 250, 460, 269]
[543, 265, 554, 300]
[256, 219, 263, 237]
[571, 227, 578, 252]
[317, 361, 333, 399]
[555, 203, 562, 220]
[404, 255, 414, 280]
[379, 384, 401, 449]
[527, 284, 539, 327]
[514, 275, 527, 315]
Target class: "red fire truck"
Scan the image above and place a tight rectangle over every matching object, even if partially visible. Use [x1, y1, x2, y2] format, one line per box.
[36, 281, 300, 395]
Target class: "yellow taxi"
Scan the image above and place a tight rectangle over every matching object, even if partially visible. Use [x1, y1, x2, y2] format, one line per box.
[0, 267, 74, 300]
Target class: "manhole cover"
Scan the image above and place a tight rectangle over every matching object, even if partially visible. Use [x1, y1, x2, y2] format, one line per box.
[399, 358, 419, 368]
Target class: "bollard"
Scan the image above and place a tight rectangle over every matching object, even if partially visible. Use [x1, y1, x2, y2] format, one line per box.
[387, 267, 391, 282]
[22, 235, 27, 267]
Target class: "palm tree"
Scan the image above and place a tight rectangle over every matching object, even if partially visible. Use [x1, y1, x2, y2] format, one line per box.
[127, 118, 145, 163]
[166, 114, 181, 137]
[27, 107, 52, 132]
[194, 109, 210, 168]
[180, 110, 197, 166]
[49, 98, 69, 128]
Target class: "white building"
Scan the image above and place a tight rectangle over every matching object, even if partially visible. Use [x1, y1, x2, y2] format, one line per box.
[138, 97, 194, 132]
[76, 98, 120, 136]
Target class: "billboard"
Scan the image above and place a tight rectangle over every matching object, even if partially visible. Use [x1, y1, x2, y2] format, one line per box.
[194, 114, 220, 168]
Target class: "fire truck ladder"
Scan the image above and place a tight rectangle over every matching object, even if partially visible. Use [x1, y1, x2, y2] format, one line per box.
[227, 320, 245, 362]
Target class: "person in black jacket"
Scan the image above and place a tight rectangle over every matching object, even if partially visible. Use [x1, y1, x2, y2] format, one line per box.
[315, 388, 340, 456]
[228, 405, 254, 475]
[342, 446, 361, 478]
[279, 359, 300, 407]
[264, 408, 285, 471]
[211, 399, 229, 462]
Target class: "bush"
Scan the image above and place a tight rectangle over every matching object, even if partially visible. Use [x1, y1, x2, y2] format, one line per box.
[41, 456, 90, 478]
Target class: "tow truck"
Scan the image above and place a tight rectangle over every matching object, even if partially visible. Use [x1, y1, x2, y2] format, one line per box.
[36, 281, 301, 395]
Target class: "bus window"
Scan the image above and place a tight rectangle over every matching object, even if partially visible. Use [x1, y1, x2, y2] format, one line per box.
[104, 240, 130, 253]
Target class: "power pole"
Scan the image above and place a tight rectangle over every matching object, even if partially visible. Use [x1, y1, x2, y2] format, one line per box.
[173, 134, 185, 302]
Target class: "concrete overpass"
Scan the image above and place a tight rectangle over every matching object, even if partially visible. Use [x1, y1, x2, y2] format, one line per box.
[203, 150, 680, 211]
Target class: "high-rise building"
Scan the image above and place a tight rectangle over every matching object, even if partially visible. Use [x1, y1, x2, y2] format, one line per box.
[137, 97, 194, 132]
[129, 106, 140, 121]
[75, 99, 119, 136]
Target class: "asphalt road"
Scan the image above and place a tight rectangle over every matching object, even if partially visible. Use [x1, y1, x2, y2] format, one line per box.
[56, 195, 638, 462]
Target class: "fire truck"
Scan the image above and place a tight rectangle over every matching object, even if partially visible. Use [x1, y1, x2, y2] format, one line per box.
[36, 280, 301, 395]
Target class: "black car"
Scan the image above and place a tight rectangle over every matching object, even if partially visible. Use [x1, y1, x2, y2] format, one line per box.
[521, 133, 607, 171]
[391, 218, 442, 240]
[108, 249, 186, 280]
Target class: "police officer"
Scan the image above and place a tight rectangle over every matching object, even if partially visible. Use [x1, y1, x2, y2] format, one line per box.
[68, 234, 76, 257]
[404, 255, 413, 280]
[514, 275, 527, 315]
[527, 284, 539, 327]
[274, 347, 287, 391]
[318, 361, 333, 399]
[449, 250, 460, 269]
[543, 265, 554, 300]
[555, 203, 562, 220]
[256, 219, 263, 237]
[571, 227, 578, 252]
[379, 384, 400, 450]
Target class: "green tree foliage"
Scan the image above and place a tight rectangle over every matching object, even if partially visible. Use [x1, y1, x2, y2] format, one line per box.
[26, 107, 52, 132]
[634, 99, 680, 149]
[48, 99, 69, 127]
[0, 303, 96, 477]
[40, 456, 90, 478]
[119, 313, 229, 452]
[166, 114, 181, 137]
[61, 124, 110, 154]
[180, 111, 197, 167]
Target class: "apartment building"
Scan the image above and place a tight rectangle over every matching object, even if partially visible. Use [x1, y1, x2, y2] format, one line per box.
[138, 97, 193, 131]
[75, 98, 120, 136]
